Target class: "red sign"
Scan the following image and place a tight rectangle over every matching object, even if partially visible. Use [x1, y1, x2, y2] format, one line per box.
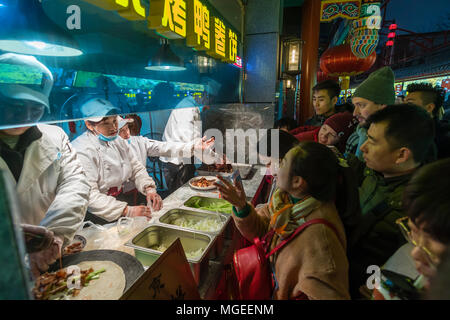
[233, 56, 243, 68]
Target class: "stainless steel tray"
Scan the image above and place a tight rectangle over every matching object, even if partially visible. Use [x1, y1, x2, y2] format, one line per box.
[158, 208, 228, 235]
[158, 208, 230, 259]
[125, 224, 213, 285]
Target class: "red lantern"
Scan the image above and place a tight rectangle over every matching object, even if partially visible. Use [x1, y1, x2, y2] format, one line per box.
[320, 43, 376, 77]
[317, 69, 338, 83]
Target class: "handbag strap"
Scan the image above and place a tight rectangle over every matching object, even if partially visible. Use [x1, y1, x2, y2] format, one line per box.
[265, 218, 342, 258]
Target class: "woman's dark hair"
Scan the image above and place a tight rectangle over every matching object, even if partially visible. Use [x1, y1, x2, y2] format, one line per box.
[274, 117, 298, 131]
[288, 141, 339, 202]
[403, 158, 450, 244]
[257, 129, 299, 160]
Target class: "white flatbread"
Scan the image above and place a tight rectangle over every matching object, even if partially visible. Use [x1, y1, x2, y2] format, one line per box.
[53, 261, 126, 300]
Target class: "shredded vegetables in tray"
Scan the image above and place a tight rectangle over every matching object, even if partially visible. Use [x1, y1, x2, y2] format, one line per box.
[172, 217, 224, 233]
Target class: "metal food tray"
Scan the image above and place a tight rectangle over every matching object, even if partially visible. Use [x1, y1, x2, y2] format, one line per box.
[158, 208, 230, 259]
[125, 224, 213, 285]
[158, 208, 228, 236]
[182, 196, 235, 240]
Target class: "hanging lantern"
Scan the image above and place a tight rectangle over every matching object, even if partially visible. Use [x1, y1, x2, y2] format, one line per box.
[320, 43, 376, 77]
[350, 1, 382, 58]
[317, 69, 338, 83]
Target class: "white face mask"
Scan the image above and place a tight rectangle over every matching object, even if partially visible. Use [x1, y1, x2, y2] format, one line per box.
[98, 133, 118, 142]
[92, 127, 118, 142]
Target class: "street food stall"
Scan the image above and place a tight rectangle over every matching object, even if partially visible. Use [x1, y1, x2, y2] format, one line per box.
[0, 0, 278, 300]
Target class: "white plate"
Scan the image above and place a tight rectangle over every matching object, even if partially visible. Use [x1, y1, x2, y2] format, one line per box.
[189, 176, 218, 191]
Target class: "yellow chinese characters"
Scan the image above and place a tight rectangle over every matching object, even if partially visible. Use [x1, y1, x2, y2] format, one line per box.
[83, 0, 146, 20]
[186, 0, 210, 50]
[208, 17, 226, 58]
[228, 29, 237, 63]
[118, 0, 147, 20]
[149, 0, 187, 39]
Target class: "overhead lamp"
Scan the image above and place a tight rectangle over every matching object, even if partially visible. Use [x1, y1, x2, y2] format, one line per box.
[145, 39, 186, 72]
[0, 0, 83, 57]
[280, 38, 302, 78]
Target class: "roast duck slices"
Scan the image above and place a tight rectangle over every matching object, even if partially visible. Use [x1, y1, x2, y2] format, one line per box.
[191, 177, 216, 188]
[33, 267, 105, 300]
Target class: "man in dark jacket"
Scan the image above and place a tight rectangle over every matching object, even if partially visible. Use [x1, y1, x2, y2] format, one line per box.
[405, 82, 450, 159]
[348, 104, 435, 298]
[304, 80, 341, 126]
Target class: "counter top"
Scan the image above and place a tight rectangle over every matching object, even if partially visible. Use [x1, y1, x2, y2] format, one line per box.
[78, 165, 266, 299]
[152, 164, 266, 221]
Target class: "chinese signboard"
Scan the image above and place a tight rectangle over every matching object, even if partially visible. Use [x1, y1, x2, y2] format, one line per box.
[186, 0, 210, 51]
[120, 239, 200, 300]
[84, 0, 239, 64]
[320, 0, 361, 22]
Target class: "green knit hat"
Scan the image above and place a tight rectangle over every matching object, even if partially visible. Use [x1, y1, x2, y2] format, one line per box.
[353, 66, 395, 105]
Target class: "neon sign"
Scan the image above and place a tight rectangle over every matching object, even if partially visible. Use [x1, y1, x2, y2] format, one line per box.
[83, 0, 239, 64]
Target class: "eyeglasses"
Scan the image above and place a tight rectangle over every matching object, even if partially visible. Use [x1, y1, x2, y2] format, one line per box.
[396, 217, 438, 267]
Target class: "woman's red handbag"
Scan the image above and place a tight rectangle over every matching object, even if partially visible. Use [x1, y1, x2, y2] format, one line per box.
[232, 218, 340, 300]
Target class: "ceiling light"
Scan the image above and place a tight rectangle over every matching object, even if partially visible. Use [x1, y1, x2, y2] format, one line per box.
[146, 40, 186, 72]
[0, 0, 83, 57]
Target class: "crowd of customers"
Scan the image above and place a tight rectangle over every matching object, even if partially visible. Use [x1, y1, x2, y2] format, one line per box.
[221, 68, 450, 300]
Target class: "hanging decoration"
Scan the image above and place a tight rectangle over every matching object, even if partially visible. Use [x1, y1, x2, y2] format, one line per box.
[320, 43, 376, 77]
[350, 0, 382, 58]
[320, 0, 361, 22]
[319, 43, 376, 93]
[317, 69, 338, 83]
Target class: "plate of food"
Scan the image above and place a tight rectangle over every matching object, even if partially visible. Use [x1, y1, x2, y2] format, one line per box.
[35, 250, 144, 300]
[197, 163, 233, 177]
[189, 176, 218, 191]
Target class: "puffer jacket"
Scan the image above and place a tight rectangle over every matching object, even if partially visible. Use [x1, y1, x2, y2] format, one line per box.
[233, 201, 350, 300]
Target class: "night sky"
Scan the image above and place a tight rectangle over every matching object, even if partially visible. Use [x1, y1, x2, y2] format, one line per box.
[384, 0, 450, 33]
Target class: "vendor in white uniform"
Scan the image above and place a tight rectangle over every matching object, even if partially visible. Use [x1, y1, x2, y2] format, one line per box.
[0, 53, 91, 277]
[118, 116, 215, 194]
[71, 98, 162, 224]
[160, 95, 204, 193]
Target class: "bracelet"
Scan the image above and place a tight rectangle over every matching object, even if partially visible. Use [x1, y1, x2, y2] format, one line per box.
[232, 203, 251, 218]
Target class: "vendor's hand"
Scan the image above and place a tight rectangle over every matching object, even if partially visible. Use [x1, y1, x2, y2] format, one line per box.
[214, 175, 247, 211]
[146, 192, 163, 211]
[194, 136, 215, 151]
[21, 224, 55, 253]
[126, 205, 152, 219]
[29, 235, 64, 278]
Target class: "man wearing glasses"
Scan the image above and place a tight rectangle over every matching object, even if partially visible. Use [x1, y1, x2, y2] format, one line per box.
[400, 158, 450, 291]
[371, 158, 450, 299]
[347, 104, 435, 298]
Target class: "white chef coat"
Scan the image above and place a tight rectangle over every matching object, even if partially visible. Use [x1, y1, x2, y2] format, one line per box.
[127, 135, 194, 168]
[71, 130, 156, 222]
[122, 135, 194, 192]
[0, 124, 91, 245]
[160, 96, 202, 165]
